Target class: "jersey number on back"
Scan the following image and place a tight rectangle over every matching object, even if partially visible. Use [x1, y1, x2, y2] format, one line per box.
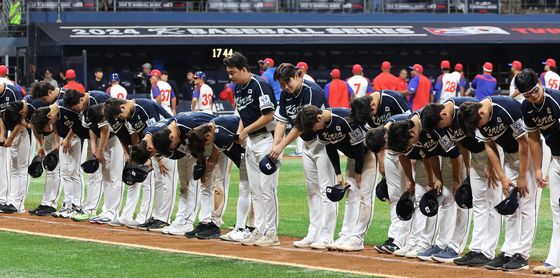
[160, 89, 171, 102]
[444, 81, 457, 92]
[548, 79, 559, 90]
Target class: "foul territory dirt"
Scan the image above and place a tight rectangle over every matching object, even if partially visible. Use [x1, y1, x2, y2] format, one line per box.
[0, 214, 540, 278]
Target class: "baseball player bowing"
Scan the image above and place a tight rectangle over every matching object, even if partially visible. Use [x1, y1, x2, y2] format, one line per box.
[514, 69, 560, 275]
[104, 97, 172, 227]
[458, 95, 538, 271]
[0, 83, 33, 214]
[223, 52, 279, 247]
[421, 97, 501, 267]
[295, 105, 375, 252]
[148, 112, 215, 236]
[267, 63, 337, 250]
[63, 90, 110, 221]
[349, 90, 410, 254]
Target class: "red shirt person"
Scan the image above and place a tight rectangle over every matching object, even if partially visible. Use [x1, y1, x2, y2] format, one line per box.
[324, 69, 354, 108]
[62, 69, 86, 93]
[404, 64, 432, 111]
[373, 61, 399, 91]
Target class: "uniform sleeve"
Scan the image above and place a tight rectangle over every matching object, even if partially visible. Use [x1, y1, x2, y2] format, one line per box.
[408, 77, 419, 94]
[352, 143, 365, 174]
[434, 76, 443, 98]
[156, 103, 173, 119]
[326, 144, 342, 175]
[522, 105, 538, 132]
[365, 82, 374, 95]
[346, 83, 354, 97]
[273, 93, 289, 123]
[540, 73, 546, 86]
[324, 83, 330, 100]
[192, 87, 200, 100]
[256, 81, 275, 113]
[151, 85, 161, 98]
[459, 77, 468, 91]
[471, 76, 478, 89]
[504, 102, 526, 139]
[170, 88, 176, 99]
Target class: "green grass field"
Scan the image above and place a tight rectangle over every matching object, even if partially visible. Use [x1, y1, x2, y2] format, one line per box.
[12, 156, 554, 276]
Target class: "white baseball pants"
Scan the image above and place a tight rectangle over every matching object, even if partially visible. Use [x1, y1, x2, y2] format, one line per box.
[7, 129, 33, 212]
[546, 156, 560, 267]
[40, 134, 62, 208]
[385, 151, 412, 248]
[60, 136, 85, 208]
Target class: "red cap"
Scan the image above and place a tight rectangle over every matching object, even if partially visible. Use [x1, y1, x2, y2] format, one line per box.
[381, 61, 391, 70]
[454, 63, 463, 71]
[352, 64, 363, 74]
[0, 65, 7, 76]
[330, 69, 341, 79]
[509, 60, 522, 71]
[150, 69, 161, 77]
[296, 62, 308, 70]
[409, 64, 423, 73]
[483, 62, 493, 72]
[258, 58, 275, 67]
[65, 69, 76, 79]
[440, 60, 450, 69]
[543, 58, 557, 68]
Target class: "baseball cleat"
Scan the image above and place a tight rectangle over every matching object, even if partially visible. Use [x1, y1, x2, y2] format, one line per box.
[137, 218, 157, 231]
[293, 237, 314, 248]
[240, 229, 261, 246]
[326, 237, 347, 251]
[393, 244, 414, 257]
[310, 240, 330, 250]
[552, 268, 560, 276]
[431, 247, 460, 263]
[196, 222, 221, 240]
[484, 252, 510, 270]
[533, 263, 555, 274]
[417, 245, 443, 261]
[253, 233, 280, 247]
[381, 243, 399, 254]
[95, 217, 112, 225]
[502, 253, 529, 271]
[220, 228, 250, 242]
[185, 222, 206, 238]
[405, 245, 428, 259]
[336, 238, 364, 252]
[147, 220, 169, 232]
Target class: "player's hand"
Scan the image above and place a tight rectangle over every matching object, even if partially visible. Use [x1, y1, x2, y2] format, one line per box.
[269, 144, 284, 161]
[517, 176, 529, 197]
[96, 149, 106, 165]
[38, 147, 46, 157]
[61, 138, 73, 153]
[406, 180, 415, 193]
[158, 158, 169, 176]
[486, 164, 499, 188]
[535, 169, 548, 189]
[237, 130, 248, 146]
[3, 137, 13, 148]
[124, 152, 130, 163]
[355, 173, 362, 190]
[433, 179, 443, 194]
[336, 174, 345, 185]
[452, 179, 460, 195]
[500, 176, 513, 196]
[206, 160, 216, 171]
[379, 165, 385, 177]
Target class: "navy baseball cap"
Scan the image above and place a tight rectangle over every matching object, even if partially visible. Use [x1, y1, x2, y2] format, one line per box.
[122, 163, 150, 185]
[326, 183, 349, 202]
[259, 155, 280, 175]
[194, 71, 206, 80]
[420, 189, 442, 217]
[81, 156, 100, 174]
[110, 73, 120, 82]
[455, 177, 473, 209]
[193, 163, 206, 181]
[396, 191, 415, 221]
[494, 187, 519, 215]
[42, 149, 59, 171]
[28, 155, 43, 178]
[375, 177, 389, 202]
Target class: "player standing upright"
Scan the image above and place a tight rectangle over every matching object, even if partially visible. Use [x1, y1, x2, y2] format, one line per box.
[540, 58, 560, 90]
[191, 71, 214, 114]
[373, 61, 398, 91]
[107, 73, 128, 99]
[433, 60, 461, 104]
[509, 61, 524, 102]
[347, 64, 373, 98]
[150, 69, 177, 115]
[403, 64, 431, 111]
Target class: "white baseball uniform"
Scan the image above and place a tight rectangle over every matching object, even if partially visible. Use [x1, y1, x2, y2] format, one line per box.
[542, 71, 560, 90]
[0, 145, 9, 205]
[347, 75, 371, 98]
[40, 134, 63, 208]
[546, 156, 560, 267]
[108, 84, 128, 99]
[509, 75, 524, 102]
[152, 156, 178, 223]
[151, 80, 175, 115]
[82, 141, 103, 215]
[193, 84, 214, 114]
[6, 128, 33, 212]
[385, 150, 412, 248]
[118, 171, 155, 225]
[439, 72, 461, 103]
[59, 136, 85, 209]
[97, 135, 125, 221]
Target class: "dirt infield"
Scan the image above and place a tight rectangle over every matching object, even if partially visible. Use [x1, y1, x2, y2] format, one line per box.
[0, 214, 542, 278]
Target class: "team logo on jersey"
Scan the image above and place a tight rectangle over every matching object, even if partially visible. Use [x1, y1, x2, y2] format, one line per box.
[248, 89, 252, 94]
[424, 26, 509, 36]
[235, 95, 254, 111]
[548, 107, 552, 114]
[497, 117, 502, 123]
[482, 123, 507, 138]
[336, 126, 341, 131]
[385, 106, 390, 112]
[321, 131, 345, 142]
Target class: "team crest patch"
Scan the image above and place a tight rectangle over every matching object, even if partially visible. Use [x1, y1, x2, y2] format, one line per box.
[336, 126, 341, 131]
[548, 107, 552, 113]
[248, 89, 252, 94]
[497, 117, 502, 123]
[385, 106, 390, 112]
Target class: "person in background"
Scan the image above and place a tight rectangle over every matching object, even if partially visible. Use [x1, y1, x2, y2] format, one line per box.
[402, 64, 431, 111]
[219, 82, 235, 107]
[259, 58, 282, 103]
[433, 60, 461, 104]
[373, 61, 399, 91]
[150, 69, 176, 115]
[509, 60, 524, 102]
[324, 68, 354, 108]
[106, 73, 128, 99]
[134, 63, 152, 94]
[540, 58, 560, 90]
[59, 70, 67, 87]
[87, 67, 108, 92]
[161, 70, 180, 105]
[467, 62, 497, 100]
[454, 63, 468, 96]
[181, 71, 195, 101]
[43, 68, 58, 88]
[347, 64, 373, 98]
[297, 61, 315, 82]
[396, 69, 408, 92]
[191, 71, 214, 114]
[63, 69, 86, 93]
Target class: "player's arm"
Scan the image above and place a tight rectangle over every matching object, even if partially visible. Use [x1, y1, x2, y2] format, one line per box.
[89, 130, 98, 157]
[171, 90, 177, 115]
[240, 111, 273, 140]
[399, 154, 415, 193]
[96, 125, 110, 164]
[527, 130, 546, 188]
[2, 122, 23, 148]
[458, 145, 471, 171]
[516, 134, 530, 197]
[427, 155, 442, 192]
[0, 117, 5, 143]
[152, 86, 162, 105]
[484, 141, 510, 195]
[61, 129, 75, 153]
[450, 155, 461, 194]
[352, 143, 365, 189]
[326, 144, 344, 184]
[376, 148, 386, 176]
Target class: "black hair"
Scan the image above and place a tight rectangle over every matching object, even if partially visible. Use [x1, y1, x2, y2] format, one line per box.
[152, 128, 172, 156]
[223, 52, 249, 70]
[365, 126, 387, 153]
[274, 63, 301, 83]
[551, 66, 557, 72]
[63, 89, 84, 108]
[30, 81, 55, 99]
[30, 107, 51, 135]
[420, 103, 445, 132]
[387, 121, 413, 153]
[94, 67, 103, 73]
[457, 102, 482, 137]
[514, 68, 538, 94]
[294, 104, 322, 134]
[161, 70, 169, 76]
[104, 98, 127, 122]
[186, 125, 212, 159]
[44, 68, 53, 75]
[2, 101, 24, 130]
[349, 95, 373, 126]
[131, 140, 151, 164]
[87, 103, 105, 124]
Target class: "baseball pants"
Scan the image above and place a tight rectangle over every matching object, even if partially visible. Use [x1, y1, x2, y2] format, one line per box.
[82, 139, 103, 215]
[210, 152, 230, 226]
[407, 159, 437, 249]
[151, 156, 178, 224]
[546, 156, 560, 268]
[60, 136, 85, 208]
[96, 136, 125, 221]
[385, 150, 412, 248]
[468, 151, 502, 259]
[7, 129, 33, 212]
[245, 132, 279, 236]
[501, 151, 540, 259]
[233, 156, 251, 230]
[171, 155, 200, 229]
[197, 145, 220, 225]
[0, 145, 8, 205]
[436, 156, 470, 254]
[40, 134, 62, 208]
[339, 151, 377, 244]
[302, 139, 337, 243]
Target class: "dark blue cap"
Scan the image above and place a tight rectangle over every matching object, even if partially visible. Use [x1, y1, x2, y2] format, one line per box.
[396, 191, 415, 221]
[494, 187, 519, 215]
[455, 177, 473, 209]
[326, 183, 349, 202]
[420, 189, 441, 217]
[259, 154, 280, 175]
[376, 177, 389, 202]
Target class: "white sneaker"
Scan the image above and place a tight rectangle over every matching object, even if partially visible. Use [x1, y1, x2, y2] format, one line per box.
[393, 244, 414, 257]
[293, 237, 315, 248]
[108, 219, 123, 227]
[167, 223, 194, 236]
[123, 220, 140, 229]
[326, 237, 347, 251]
[60, 206, 77, 218]
[553, 268, 560, 276]
[405, 245, 428, 259]
[310, 240, 330, 250]
[337, 238, 364, 252]
[254, 233, 280, 247]
[240, 229, 262, 246]
[220, 228, 250, 242]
